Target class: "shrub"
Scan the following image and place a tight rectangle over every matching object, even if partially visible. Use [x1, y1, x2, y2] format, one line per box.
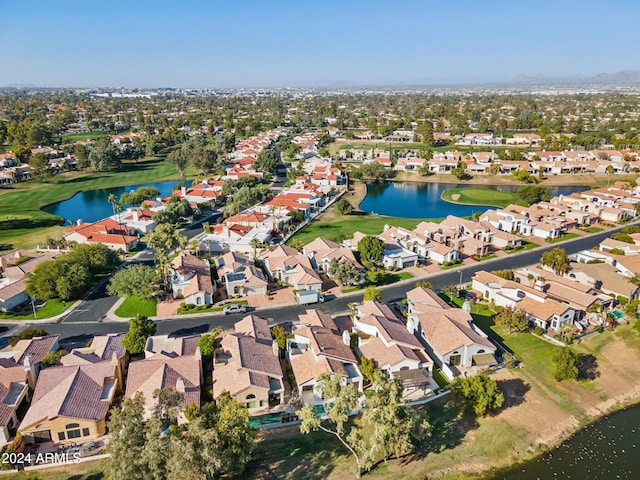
[534, 326, 544, 336]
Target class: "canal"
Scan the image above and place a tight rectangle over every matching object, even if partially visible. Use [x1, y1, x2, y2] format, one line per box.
[359, 182, 588, 218]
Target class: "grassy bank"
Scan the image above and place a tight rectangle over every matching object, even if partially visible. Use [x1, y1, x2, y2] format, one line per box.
[441, 187, 524, 209]
[0, 157, 180, 249]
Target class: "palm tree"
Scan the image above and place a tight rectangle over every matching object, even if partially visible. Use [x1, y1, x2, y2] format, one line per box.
[250, 238, 261, 261]
[107, 193, 117, 217]
[606, 164, 615, 187]
[189, 240, 200, 257]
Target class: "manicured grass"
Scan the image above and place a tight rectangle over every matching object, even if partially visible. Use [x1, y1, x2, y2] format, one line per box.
[546, 232, 580, 244]
[0, 298, 67, 320]
[341, 272, 413, 293]
[581, 226, 603, 233]
[379, 271, 414, 284]
[289, 213, 431, 245]
[60, 130, 109, 143]
[506, 239, 539, 253]
[441, 187, 525, 209]
[0, 157, 181, 249]
[178, 299, 248, 315]
[114, 294, 157, 318]
[342, 286, 364, 294]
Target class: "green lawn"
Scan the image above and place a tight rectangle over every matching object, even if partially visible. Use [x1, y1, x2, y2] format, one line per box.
[342, 286, 364, 294]
[0, 298, 67, 320]
[114, 294, 157, 318]
[60, 131, 109, 144]
[341, 272, 413, 294]
[441, 187, 525, 209]
[289, 213, 434, 245]
[178, 299, 248, 315]
[547, 232, 580, 244]
[507, 239, 539, 253]
[581, 226, 603, 233]
[0, 157, 181, 249]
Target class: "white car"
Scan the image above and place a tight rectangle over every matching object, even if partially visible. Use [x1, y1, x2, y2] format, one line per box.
[223, 304, 247, 315]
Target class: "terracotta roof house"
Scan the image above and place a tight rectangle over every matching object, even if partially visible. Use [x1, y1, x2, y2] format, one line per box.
[567, 261, 639, 300]
[19, 361, 118, 445]
[514, 296, 576, 331]
[144, 334, 202, 360]
[60, 333, 128, 386]
[0, 335, 57, 444]
[212, 316, 284, 413]
[170, 252, 215, 307]
[405, 287, 496, 378]
[287, 310, 362, 406]
[262, 245, 322, 291]
[126, 354, 202, 421]
[353, 301, 434, 390]
[303, 238, 364, 285]
[64, 219, 139, 252]
[0, 359, 29, 444]
[215, 251, 268, 298]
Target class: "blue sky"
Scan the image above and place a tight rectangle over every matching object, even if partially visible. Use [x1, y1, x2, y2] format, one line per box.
[1, 0, 639, 88]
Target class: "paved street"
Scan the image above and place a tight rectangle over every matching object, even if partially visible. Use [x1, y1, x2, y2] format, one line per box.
[4, 219, 638, 349]
[60, 212, 221, 324]
[13, 220, 634, 348]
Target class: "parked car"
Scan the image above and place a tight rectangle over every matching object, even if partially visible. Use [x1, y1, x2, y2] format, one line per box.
[223, 304, 247, 315]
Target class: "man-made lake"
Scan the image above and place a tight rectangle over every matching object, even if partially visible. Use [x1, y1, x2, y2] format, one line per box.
[359, 182, 588, 218]
[489, 403, 640, 480]
[43, 180, 187, 224]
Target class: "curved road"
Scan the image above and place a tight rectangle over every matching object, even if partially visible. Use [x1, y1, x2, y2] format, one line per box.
[14, 220, 636, 350]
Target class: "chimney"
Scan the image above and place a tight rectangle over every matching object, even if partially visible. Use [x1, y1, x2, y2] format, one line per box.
[133, 210, 139, 222]
[176, 377, 186, 394]
[342, 330, 353, 347]
[272, 339, 279, 358]
[111, 352, 123, 386]
[181, 186, 187, 197]
[24, 355, 37, 390]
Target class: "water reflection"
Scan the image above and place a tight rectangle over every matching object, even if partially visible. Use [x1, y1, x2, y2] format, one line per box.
[359, 181, 587, 219]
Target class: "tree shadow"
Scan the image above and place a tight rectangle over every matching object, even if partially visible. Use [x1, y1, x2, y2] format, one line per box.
[470, 313, 515, 356]
[407, 399, 478, 462]
[495, 378, 531, 412]
[0, 217, 63, 231]
[169, 324, 211, 337]
[58, 334, 96, 351]
[578, 353, 599, 380]
[0, 243, 14, 251]
[236, 427, 340, 480]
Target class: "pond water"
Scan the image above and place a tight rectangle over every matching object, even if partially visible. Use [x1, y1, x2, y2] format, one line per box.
[359, 182, 588, 218]
[43, 180, 190, 224]
[488, 403, 640, 480]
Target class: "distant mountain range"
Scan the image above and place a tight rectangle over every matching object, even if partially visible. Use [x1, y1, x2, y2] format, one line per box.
[512, 70, 640, 86]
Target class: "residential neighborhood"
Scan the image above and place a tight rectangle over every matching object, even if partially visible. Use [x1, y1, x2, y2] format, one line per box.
[3, 16, 640, 477]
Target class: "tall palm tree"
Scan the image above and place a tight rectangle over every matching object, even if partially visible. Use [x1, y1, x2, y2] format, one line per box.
[107, 193, 117, 217]
[250, 238, 261, 261]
